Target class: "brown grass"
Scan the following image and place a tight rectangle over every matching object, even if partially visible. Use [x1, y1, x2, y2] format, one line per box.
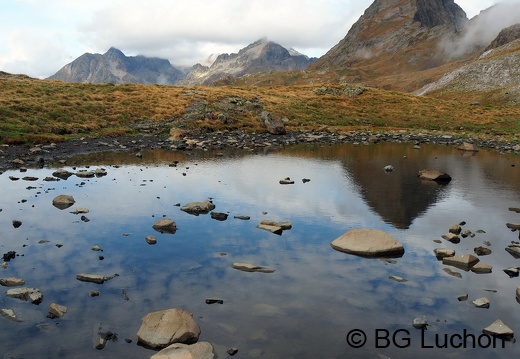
[1, 77, 519, 144]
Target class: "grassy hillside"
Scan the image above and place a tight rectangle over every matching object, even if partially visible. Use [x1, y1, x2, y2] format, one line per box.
[1, 75, 519, 145]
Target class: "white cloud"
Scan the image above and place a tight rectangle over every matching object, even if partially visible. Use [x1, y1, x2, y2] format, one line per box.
[0, 0, 511, 78]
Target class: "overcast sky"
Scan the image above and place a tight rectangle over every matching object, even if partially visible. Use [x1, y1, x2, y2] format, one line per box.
[0, 0, 508, 78]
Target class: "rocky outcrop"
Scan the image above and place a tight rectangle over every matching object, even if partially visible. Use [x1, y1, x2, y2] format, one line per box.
[48, 47, 185, 84]
[486, 24, 520, 51]
[179, 38, 317, 85]
[312, 0, 467, 71]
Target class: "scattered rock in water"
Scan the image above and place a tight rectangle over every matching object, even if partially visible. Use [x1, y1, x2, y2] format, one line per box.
[210, 211, 228, 221]
[418, 169, 452, 182]
[93, 323, 118, 350]
[75, 170, 96, 178]
[48, 303, 68, 319]
[151, 341, 216, 359]
[2, 251, 16, 262]
[72, 208, 90, 214]
[12, 220, 22, 229]
[22, 176, 38, 181]
[137, 308, 201, 349]
[76, 273, 117, 284]
[180, 200, 215, 215]
[384, 165, 394, 172]
[389, 275, 408, 283]
[232, 262, 275, 273]
[505, 244, 520, 258]
[474, 246, 492, 256]
[506, 223, 520, 230]
[0, 277, 25, 287]
[482, 319, 514, 339]
[152, 218, 177, 234]
[91, 245, 103, 251]
[442, 254, 479, 271]
[470, 262, 493, 274]
[516, 287, 520, 304]
[449, 224, 462, 235]
[90, 290, 100, 297]
[461, 230, 474, 238]
[503, 266, 520, 278]
[441, 233, 460, 244]
[6, 287, 43, 304]
[434, 248, 455, 260]
[234, 215, 250, 220]
[205, 298, 224, 305]
[52, 194, 75, 210]
[227, 347, 239, 356]
[472, 297, 490, 308]
[412, 316, 428, 329]
[0, 308, 20, 322]
[443, 268, 462, 279]
[52, 169, 74, 180]
[457, 294, 469, 301]
[145, 235, 157, 245]
[509, 207, 520, 213]
[458, 142, 479, 152]
[302, 178, 311, 183]
[279, 177, 294, 185]
[95, 168, 107, 177]
[330, 228, 405, 258]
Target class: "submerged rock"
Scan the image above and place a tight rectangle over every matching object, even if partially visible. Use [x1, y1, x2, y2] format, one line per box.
[330, 228, 404, 258]
[418, 169, 451, 182]
[151, 341, 216, 359]
[0, 309, 19, 322]
[137, 308, 201, 349]
[232, 262, 275, 273]
[76, 273, 116, 284]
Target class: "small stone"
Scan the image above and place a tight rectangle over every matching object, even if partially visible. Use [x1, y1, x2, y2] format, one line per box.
[90, 291, 100, 297]
[434, 248, 455, 260]
[449, 224, 462, 235]
[91, 245, 103, 251]
[457, 294, 469, 301]
[279, 177, 295, 185]
[152, 218, 177, 234]
[205, 298, 224, 305]
[0, 308, 19, 322]
[384, 165, 394, 172]
[412, 316, 428, 329]
[76, 273, 115, 284]
[227, 348, 239, 356]
[503, 266, 520, 278]
[48, 303, 68, 318]
[12, 220, 22, 228]
[145, 235, 157, 245]
[516, 287, 520, 303]
[52, 194, 75, 209]
[470, 262, 493, 274]
[418, 169, 451, 182]
[389, 275, 408, 283]
[472, 297, 490, 308]
[6, 287, 43, 304]
[232, 262, 275, 273]
[0, 277, 25, 287]
[210, 211, 228, 221]
[474, 246, 492, 256]
[442, 233, 460, 244]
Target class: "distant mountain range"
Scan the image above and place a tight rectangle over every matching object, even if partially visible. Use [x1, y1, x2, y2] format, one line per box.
[48, 38, 317, 85]
[45, 0, 520, 101]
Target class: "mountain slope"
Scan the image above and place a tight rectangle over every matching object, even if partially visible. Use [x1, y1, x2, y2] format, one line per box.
[178, 38, 317, 85]
[48, 48, 185, 84]
[311, 0, 467, 75]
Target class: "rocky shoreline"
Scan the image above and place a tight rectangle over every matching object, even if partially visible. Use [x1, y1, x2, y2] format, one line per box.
[1, 129, 519, 170]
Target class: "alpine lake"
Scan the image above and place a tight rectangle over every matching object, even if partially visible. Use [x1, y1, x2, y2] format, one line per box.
[1, 141, 520, 359]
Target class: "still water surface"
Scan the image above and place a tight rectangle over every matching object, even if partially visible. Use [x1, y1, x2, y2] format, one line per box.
[1, 142, 520, 358]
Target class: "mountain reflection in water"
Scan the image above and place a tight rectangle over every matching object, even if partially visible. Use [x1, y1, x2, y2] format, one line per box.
[0, 142, 519, 359]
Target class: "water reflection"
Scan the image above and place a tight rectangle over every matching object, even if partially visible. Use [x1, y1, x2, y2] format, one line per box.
[0, 142, 519, 358]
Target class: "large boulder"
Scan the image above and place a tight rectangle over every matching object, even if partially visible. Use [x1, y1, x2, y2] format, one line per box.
[330, 229, 404, 258]
[151, 342, 216, 359]
[260, 111, 286, 135]
[180, 200, 215, 215]
[137, 308, 201, 349]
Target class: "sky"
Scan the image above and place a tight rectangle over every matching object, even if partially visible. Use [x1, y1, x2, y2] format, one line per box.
[0, 0, 510, 78]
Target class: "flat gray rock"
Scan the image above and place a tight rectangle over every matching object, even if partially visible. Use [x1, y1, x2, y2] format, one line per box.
[76, 273, 115, 284]
[442, 254, 479, 271]
[6, 287, 43, 304]
[0, 277, 25, 287]
[232, 262, 275, 273]
[482, 319, 514, 338]
[330, 229, 404, 258]
[137, 308, 201, 349]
